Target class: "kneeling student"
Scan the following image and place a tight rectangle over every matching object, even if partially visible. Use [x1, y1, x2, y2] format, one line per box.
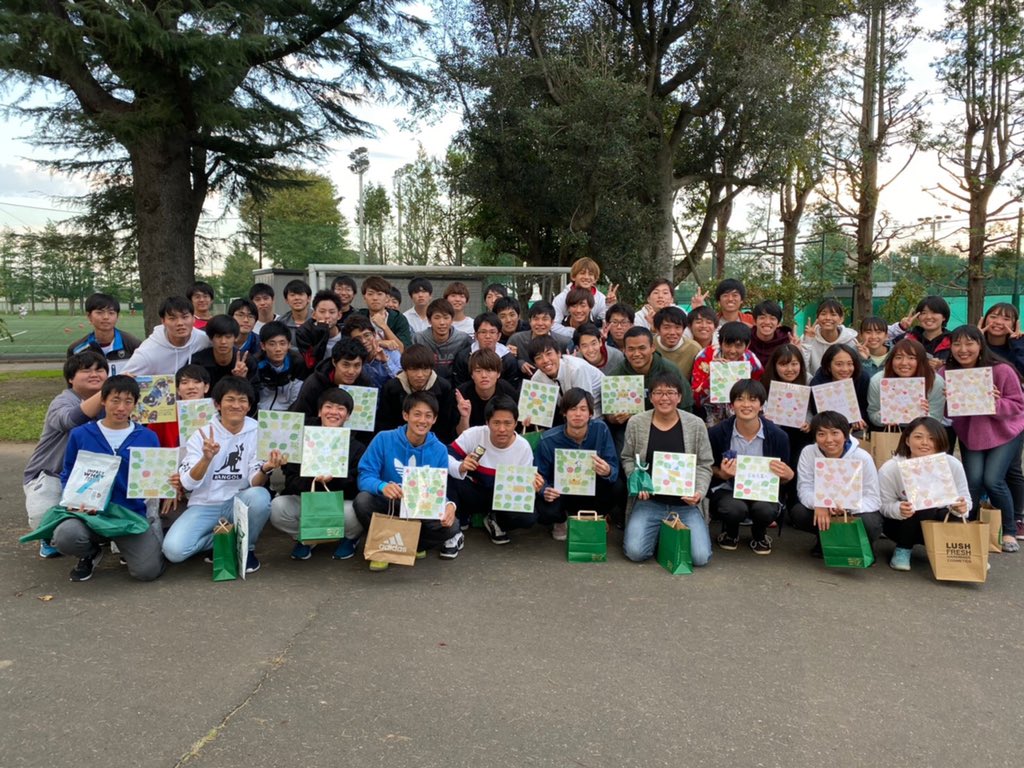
[162, 377, 277, 573]
[53, 375, 167, 582]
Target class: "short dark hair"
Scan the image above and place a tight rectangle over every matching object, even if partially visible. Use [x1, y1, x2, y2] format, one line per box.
[605, 303, 636, 323]
[719, 321, 751, 346]
[284, 279, 312, 298]
[331, 275, 357, 293]
[560, 387, 594, 415]
[566, 287, 595, 309]
[687, 306, 718, 327]
[473, 312, 500, 333]
[485, 395, 518, 422]
[64, 350, 108, 385]
[408, 277, 433, 296]
[159, 296, 194, 318]
[729, 379, 766, 405]
[648, 371, 684, 394]
[211, 375, 255, 404]
[318, 387, 354, 413]
[85, 293, 120, 314]
[258, 321, 291, 344]
[387, 286, 402, 304]
[401, 343, 435, 370]
[859, 315, 888, 333]
[312, 289, 342, 311]
[175, 364, 210, 387]
[361, 276, 390, 295]
[915, 295, 951, 325]
[528, 300, 556, 320]
[443, 281, 470, 300]
[714, 278, 746, 301]
[493, 297, 521, 316]
[187, 281, 215, 300]
[101, 374, 140, 402]
[403, 390, 438, 416]
[341, 314, 375, 336]
[623, 326, 654, 345]
[646, 278, 673, 297]
[810, 410, 851, 439]
[427, 298, 455, 319]
[896, 417, 949, 458]
[484, 283, 508, 299]
[528, 335, 560, 361]
[751, 300, 782, 321]
[228, 298, 257, 318]
[332, 336, 367, 362]
[204, 315, 239, 339]
[572, 323, 602, 346]
[816, 298, 845, 318]
[653, 306, 687, 330]
[249, 283, 274, 300]
[468, 348, 502, 373]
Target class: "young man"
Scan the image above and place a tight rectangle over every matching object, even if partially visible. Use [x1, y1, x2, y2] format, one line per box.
[341, 314, 401, 388]
[403, 277, 433, 334]
[387, 286, 403, 311]
[652, 306, 702, 380]
[289, 337, 372, 424]
[508, 300, 569, 377]
[359, 276, 411, 350]
[708, 380, 794, 556]
[747, 300, 795, 368]
[355, 391, 463, 570]
[530, 335, 605, 418]
[376, 344, 457, 442]
[191, 315, 257, 391]
[603, 303, 635, 350]
[67, 293, 141, 372]
[188, 281, 216, 329]
[23, 351, 108, 557]
[536, 389, 620, 540]
[254, 321, 308, 412]
[120, 296, 211, 376]
[634, 279, 677, 330]
[690, 278, 753, 326]
[413, 298, 472, 381]
[454, 349, 519, 434]
[606, 327, 692, 415]
[483, 283, 508, 311]
[573, 323, 624, 375]
[687, 306, 719, 350]
[269, 388, 367, 561]
[275, 278, 313, 343]
[448, 395, 542, 542]
[296, 290, 344, 369]
[52, 376, 167, 582]
[249, 283, 276, 332]
[163, 376, 276, 573]
[551, 257, 616, 325]
[493, 296, 528, 343]
[451, 312, 522, 390]
[443, 281, 475, 335]
[552, 287, 596, 341]
[620, 371, 713, 566]
[228, 298, 262, 360]
[330, 275, 358, 323]
[690, 321, 765, 422]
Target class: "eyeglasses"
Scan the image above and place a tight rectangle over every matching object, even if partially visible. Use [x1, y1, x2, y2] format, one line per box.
[609, 318, 632, 326]
[651, 390, 680, 398]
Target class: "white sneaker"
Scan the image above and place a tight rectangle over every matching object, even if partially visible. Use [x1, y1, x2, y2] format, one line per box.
[552, 522, 568, 541]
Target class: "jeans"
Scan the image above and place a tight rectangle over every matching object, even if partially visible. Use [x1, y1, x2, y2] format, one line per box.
[962, 431, 1024, 532]
[269, 494, 362, 541]
[162, 487, 272, 562]
[353, 492, 460, 550]
[623, 499, 711, 566]
[52, 518, 165, 581]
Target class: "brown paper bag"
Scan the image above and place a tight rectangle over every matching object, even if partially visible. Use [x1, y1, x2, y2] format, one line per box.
[979, 503, 1003, 554]
[363, 511, 421, 566]
[920, 513, 989, 583]
[864, 429, 901, 469]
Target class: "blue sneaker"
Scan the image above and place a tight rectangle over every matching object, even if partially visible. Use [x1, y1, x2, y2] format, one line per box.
[39, 540, 61, 558]
[332, 538, 357, 560]
[890, 547, 912, 571]
[245, 552, 261, 573]
[290, 542, 315, 560]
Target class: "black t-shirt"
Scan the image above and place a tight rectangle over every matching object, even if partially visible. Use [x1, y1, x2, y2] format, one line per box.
[457, 380, 518, 428]
[646, 418, 684, 503]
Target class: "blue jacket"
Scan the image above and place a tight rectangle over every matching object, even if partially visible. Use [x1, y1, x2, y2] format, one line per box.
[357, 426, 450, 495]
[535, 420, 620, 493]
[60, 421, 160, 516]
[707, 416, 791, 468]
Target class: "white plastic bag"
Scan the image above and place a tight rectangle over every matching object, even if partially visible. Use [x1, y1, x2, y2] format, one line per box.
[60, 451, 122, 511]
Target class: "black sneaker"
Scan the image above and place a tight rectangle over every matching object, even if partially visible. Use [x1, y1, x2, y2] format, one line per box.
[750, 536, 773, 555]
[245, 552, 261, 574]
[810, 541, 823, 558]
[69, 549, 104, 582]
[716, 532, 739, 551]
[439, 532, 465, 560]
[482, 514, 510, 545]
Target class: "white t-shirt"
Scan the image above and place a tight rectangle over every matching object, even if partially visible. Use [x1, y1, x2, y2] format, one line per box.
[98, 423, 135, 452]
[448, 425, 536, 481]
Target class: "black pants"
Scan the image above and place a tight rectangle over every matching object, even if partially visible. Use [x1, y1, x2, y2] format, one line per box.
[789, 503, 884, 546]
[536, 479, 618, 524]
[710, 488, 778, 540]
[881, 508, 948, 549]
[446, 476, 538, 531]
[353, 492, 459, 550]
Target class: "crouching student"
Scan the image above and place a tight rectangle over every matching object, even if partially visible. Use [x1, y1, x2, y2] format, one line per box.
[162, 377, 275, 574]
[535, 388, 620, 541]
[708, 380, 793, 556]
[53, 376, 166, 582]
[270, 389, 366, 561]
[354, 391, 463, 571]
[878, 417, 970, 571]
[448, 396, 542, 544]
[789, 411, 883, 556]
[620, 372, 713, 566]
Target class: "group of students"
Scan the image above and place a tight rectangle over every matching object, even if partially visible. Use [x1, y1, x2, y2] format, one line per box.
[22, 256, 1024, 580]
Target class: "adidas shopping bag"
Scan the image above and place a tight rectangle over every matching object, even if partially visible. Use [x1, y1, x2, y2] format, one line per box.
[364, 510, 421, 566]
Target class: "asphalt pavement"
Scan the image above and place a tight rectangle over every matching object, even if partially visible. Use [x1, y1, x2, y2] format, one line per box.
[1, 440, 1022, 768]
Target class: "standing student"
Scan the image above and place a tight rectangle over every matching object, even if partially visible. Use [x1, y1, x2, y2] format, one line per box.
[450, 312, 522, 390]
[275, 279, 313, 343]
[808, 343, 870, 432]
[377, 344, 458, 443]
[191, 315, 257, 392]
[508, 301, 569, 376]
[483, 283, 508, 311]
[403, 277, 433, 334]
[341, 314, 401, 388]
[188, 281, 215, 329]
[359, 276, 411, 350]
[254, 321, 308, 412]
[551, 257, 616, 326]
[687, 306, 718, 351]
[603, 303, 635, 350]
[295, 290, 344, 369]
[690, 321, 764, 423]
[289, 337, 372, 424]
[330, 275, 358, 323]
[801, 299, 858, 376]
[228, 298, 262, 360]
[552, 287, 597, 340]
[690, 278, 753, 326]
[979, 302, 1024, 377]
[888, 296, 953, 370]
[443, 281, 476, 335]
[66, 293, 142, 372]
[574, 322, 625, 375]
[856, 316, 890, 378]
[413, 298, 472, 381]
[607, 326, 692, 413]
[652, 306, 702, 380]
[454, 349, 519, 434]
[747, 301, 794, 368]
[634, 279, 677, 330]
[120, 296, 212, 376]
[249, 283, 276, 332]
[494, 297, 529, 343]
[529, 336, 605, 419]
[761, 344, 813, 479]
[866, 339, 945, 431]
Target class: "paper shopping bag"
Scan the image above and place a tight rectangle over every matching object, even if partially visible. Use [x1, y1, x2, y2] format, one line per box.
[819, 513, 875, 568]
[566, 510, 607, 563]
[979, 503, 1003, 554]
[656, 514, 692, 575]
[921, 514, 989, 583]
[60, 451, 122, 511]
[299, 481, 346, 544]
[363, 511, 421, 566]
[211, 518, 238, 582]
[863, 429, 901, 470]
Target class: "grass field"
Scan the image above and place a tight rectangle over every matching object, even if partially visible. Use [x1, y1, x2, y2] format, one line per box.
[0, 313, 148, 358]
[0, 369, 65, 441]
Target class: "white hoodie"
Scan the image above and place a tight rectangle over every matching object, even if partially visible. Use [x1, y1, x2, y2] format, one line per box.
[178, 416, 262, 506]
[801, 323, 859, 377]
[796, 435, 880, 513]
[120, 326, 211, 377]
[877, 454, 971, 519]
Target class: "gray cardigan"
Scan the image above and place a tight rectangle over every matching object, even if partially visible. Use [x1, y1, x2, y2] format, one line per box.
[621, 409, 714, 498]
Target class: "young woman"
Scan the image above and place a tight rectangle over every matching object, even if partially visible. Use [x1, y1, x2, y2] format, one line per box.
[979, 302, 1024, 378]
[801, 299, 858, 375]
[878, 417, 970, 571]
[762, 344, 812, 476]
[943, 325, 1024, 552]
[857, 316, 890, 378]
[866, 339, 946, 431]
[808, 343, 870, 432]
[889, 296, 952, 370]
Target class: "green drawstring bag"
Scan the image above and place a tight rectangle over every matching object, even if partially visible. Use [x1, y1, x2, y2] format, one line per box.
[627, 455, 654, 496]
[20, 503, 149, 544]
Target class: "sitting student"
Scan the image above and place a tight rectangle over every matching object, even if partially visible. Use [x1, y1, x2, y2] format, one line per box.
[191, 315, 257, 392]
[747, 300, 795, 367]
[289, 337, 372, 424]
[448, 395, 542, 542]
[378, 344, 457, 441]
[574, 322, 624, 375]
[67, 292, 141, 372]
[652, 307, 701, 379]
[708, 380, 794, 555]
[789, 410, 883, 556]
[359, 275, 411, 350]
[530, 335, 605, 418]
[687, 306, 718, 350]
[867, 338, 946, 430]
[493, 296, 529, 343]
[341, 314, 401, 388]
[808, 343, 870, 432]
[23, 351, 108, 558]
[52, 376, 167, 582]
[634, 278, 677, 330]
[443, 281, 476, 335]
[413, 298, 472, 381]
[508, 300, 569, 377]
[535, 388, 620, 540]
[552, 287, 597, 340]
[254, 321, 308, 412]
[163, 376, 277, 573]
[483, 282, 508, 311]
[451, 312, 522, 390]
[275, 279, 312, 344]
[296, 290, 344, 369]
[454, 349, 519, 434]
[878, 417, 970, 571]
[120, 296, 211, 376]
[355, 391, 464, 570]
[620, 372, 713, 566]
[607, 327, 692, 414]
[888, 296, 953, 371]
[249, 283, 276, 332]
[330, 275, 358, 324]
[604, 303, 635, 350]
[801, 298, 858, 376]
[761, 344, 813, 480]
[690, 321, 764, 423]
[270, 388, 367, 561]
[228, 298, 262, 360]
[551, 257, 615, 326]
[188, 281, 216, 330]
[857, 316, 890, 378]
[403, 277, 433, 334]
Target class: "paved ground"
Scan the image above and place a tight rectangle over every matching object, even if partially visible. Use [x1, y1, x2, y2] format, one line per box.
[1, 440, 1022, 767]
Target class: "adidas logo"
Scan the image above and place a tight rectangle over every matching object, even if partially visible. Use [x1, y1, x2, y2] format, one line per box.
[379, 533, 408, 553]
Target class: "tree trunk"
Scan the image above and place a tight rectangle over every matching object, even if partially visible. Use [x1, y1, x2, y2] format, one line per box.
[653, 141, 677, 283]
[966, 192, 992, 324]
[129, 131, 206, 333]
[714, 186, 734, 280]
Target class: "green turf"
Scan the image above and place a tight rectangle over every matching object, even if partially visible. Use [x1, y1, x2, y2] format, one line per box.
[0, 313, 147, 357]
